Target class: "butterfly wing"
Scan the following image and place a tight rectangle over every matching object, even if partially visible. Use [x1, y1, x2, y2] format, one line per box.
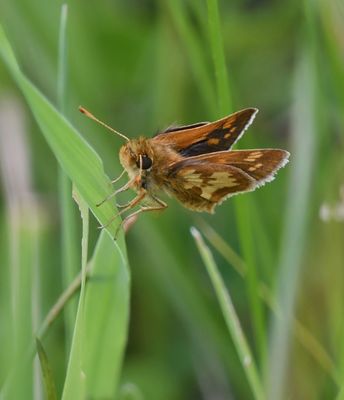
[190, 149, 290, 183]
[154, 108, 258, 156]
[165, 149, 289, 213]
[166, 160, 255, 213]
[160, 121, 210, 133]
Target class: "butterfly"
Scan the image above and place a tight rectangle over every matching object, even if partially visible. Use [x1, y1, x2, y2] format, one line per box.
[80, 107, 289, 233]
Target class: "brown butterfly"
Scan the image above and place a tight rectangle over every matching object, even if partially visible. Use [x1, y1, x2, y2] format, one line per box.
[80, 107, 289, 232]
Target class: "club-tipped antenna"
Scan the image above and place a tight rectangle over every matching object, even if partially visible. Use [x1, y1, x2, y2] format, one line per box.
[79, 106, 129, 142]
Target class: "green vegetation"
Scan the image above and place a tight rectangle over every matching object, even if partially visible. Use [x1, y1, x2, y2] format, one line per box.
[0, 1, 343, 399]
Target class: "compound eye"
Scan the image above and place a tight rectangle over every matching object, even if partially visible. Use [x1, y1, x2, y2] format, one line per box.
[136, 154, 152, 170]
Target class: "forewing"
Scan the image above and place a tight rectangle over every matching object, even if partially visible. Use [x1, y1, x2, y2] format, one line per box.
[190, 149, 290, 184]
[166, 160, 255, 213]
[154, 108, 258, 156]
[160, 121, 209, 134]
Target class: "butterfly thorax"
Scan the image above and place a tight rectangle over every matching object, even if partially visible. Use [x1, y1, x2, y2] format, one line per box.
[119, 137, 183, 193]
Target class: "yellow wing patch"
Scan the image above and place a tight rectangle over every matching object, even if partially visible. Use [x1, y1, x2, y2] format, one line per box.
[200, 171, 238, 200]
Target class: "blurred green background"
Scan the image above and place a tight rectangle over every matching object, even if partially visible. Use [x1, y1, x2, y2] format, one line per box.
[0, 0, 344, 399]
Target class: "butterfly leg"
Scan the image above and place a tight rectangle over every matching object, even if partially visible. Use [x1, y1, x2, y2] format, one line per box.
[116, 199, 134, 209]
[99, 189, 146, 230]
[96, 177, 135, 207]
[111, 169, 126, 184]
[150, 195, 168, 209]
[116, 190, 157, 209]
[114, 198, 167, 239]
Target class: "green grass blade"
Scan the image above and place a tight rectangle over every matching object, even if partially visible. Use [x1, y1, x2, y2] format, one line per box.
[198, 221, 246, 277]
[165, 0, 217, 116]
[233, 197, 266, 363]
[5, 224, 36, 399]
[83, 230, 130, 397]
[206, 0, 232, 114]
[57, 4, 68, 114]
[200, 221, 340, 384]
[0, 24, 121, 240]
[53, 228, 130, 399]
[36, 270, 85, 340]
[56, 2, 79, 352]
[266, 47, 317, 400]
[62, 190, 89, 399]
[0, 98, 45, 400]
[205, 0, 266, 364]
[36, 338, 58, 400]
[0, 24, 130, 398]
[191, 227, 265, 400]
[59, 171, 79, 349]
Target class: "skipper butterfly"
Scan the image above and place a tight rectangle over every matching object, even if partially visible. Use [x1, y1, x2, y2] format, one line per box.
[80, 107, 289, 233]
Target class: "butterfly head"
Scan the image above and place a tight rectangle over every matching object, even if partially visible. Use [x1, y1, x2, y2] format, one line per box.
[119, 138, 154, 180]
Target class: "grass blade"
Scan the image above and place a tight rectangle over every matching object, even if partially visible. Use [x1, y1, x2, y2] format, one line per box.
[191, 227, 264, 400]
[200, 221, 340, 384]
[61, 190, 89, 399]
[206, 0, 232, 114]
[83, 231, 130, 397]
[57, 4, 68, 114]
[0, 98, 42, 399]
[36, 338, 58, 400]
[56, 2, 80, 353]
[0, 24, 130, 399]
[205, 0, 266, 364]
[36, 269, 86, 340]
[0, 23, 121, 240]
[266, 47, 317, 400]
[165, 0, 217, 116]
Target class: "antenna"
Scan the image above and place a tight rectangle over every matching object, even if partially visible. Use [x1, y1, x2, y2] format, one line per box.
[79, 106, 129, 142]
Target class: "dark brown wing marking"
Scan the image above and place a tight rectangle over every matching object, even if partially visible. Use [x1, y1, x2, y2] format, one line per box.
[153, 108, 258, 157]
[159, 121, 209, 134]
